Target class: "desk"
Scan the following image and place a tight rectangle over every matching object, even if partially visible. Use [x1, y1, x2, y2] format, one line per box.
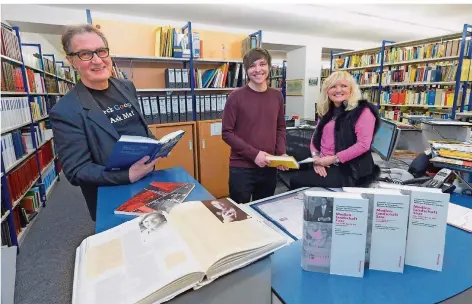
[271, 194, 472, 304]
[96, 166, 214, 233]
[96, 166, 272, 304]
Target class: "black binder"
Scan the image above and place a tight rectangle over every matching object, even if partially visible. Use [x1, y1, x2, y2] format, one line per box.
[204, 95, 211, 120]
[165, 95, 173, 123]
[186, 95, 193, 121]
[171, 96, 179, 122]
[150, 96, 160, 124]
[158, 96, 167, 124]
[211, 95, 218, 119]
[141, 96, 153, 124]
[178, 95, 186, 122]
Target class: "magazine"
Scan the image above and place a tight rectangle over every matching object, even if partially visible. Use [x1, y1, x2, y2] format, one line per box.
[114, 182, 195, 216]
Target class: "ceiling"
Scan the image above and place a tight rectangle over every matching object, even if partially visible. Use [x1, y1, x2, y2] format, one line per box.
[42, 3, 472, 44]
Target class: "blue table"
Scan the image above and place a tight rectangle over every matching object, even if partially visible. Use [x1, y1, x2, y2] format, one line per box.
[95, 166, 273, 304]
[96, 167, 214, 233]
[271, 194, 472, 304]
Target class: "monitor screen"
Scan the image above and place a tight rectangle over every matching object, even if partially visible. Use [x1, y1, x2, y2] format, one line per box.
[371, 119, 397, 161]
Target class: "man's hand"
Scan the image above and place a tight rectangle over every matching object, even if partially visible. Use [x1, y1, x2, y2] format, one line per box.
[129, 156, 160, 183]
[255, 151, 271, 168]
[277, 153, 290, 171]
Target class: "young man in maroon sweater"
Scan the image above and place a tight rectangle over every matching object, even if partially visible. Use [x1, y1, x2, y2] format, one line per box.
[222, 48, 288, 204]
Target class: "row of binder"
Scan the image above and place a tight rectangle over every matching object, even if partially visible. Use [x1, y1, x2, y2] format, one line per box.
[164, 68, 190, 88]
[137, 94, 229, 124]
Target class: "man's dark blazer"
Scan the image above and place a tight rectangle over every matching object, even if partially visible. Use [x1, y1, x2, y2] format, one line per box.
[49, 77, 155, 221]
[313, 204, 333, 222]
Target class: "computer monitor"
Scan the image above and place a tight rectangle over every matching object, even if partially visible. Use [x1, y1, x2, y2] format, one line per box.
[371, 119, 401, 161]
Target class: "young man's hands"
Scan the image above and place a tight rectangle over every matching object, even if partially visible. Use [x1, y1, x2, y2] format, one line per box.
[255, 151, 271, 168]
[254, 152, 289, 171]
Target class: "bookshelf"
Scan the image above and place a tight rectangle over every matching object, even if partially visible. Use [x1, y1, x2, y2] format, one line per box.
[269, 60, 287, 106]
[1, 24, 74, 250]
[90, 16, 263, 198]
[330, 24, 472, 122]
[95, 19, 257, 123]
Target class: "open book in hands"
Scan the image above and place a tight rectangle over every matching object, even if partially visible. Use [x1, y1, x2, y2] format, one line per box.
[105, 130, 185, 171]
[72, 199, 287, 304]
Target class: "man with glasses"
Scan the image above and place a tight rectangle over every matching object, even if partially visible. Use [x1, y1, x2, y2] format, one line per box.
[49, 24, 159, 221]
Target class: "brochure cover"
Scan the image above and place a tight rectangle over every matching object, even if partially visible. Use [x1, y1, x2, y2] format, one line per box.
[114, 182, 195, 216]
[301, 191, 369, 278]
[378, 183, 449, 271]
[343, 187, 410, 273]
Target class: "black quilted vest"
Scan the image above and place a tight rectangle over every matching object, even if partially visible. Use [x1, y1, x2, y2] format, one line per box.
[312, 100, 381, 185]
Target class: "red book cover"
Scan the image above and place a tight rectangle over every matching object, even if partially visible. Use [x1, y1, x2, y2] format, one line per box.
[114, 182, 195, 216]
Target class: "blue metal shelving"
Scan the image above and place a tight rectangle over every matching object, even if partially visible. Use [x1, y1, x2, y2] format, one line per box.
[329, 24, 472, 119]
[1, 26, 73, 250]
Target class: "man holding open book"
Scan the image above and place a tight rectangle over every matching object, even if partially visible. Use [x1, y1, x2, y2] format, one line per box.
[50, 25, 160, 221]
[222, 48, 288, 204]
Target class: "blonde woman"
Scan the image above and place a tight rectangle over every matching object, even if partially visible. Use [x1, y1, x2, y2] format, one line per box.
[290, 71, 380, 189]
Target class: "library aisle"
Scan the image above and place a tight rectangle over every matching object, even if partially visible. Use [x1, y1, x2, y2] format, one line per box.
[14, 174, 94, 304]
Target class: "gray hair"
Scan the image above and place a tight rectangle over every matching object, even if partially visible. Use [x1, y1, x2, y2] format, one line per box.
[61, 24, 108, 54]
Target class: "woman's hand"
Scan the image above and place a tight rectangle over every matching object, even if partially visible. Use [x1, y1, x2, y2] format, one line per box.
[313, 164, 327, 177]
[314, 155, 336, 167]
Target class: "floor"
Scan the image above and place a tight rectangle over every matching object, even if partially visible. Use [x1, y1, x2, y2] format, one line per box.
[14, 174, 95, 304]
[13, 174, 471, 304]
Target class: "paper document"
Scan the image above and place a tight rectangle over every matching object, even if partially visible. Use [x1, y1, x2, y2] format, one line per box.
[447, 203, 472, 232]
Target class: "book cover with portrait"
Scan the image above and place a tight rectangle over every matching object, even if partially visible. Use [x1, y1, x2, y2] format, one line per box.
[301, 191, 369, 278]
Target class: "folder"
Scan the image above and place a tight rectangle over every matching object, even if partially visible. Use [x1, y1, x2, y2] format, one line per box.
[186, 95, 193, 121]
[141, 96, 153, 124]
[165, 96, 173, 123]
[175, 69, 183, 88]
[165, 68, 176, 88]
[210, 95, 217, 119]
[178, 95, 186, 122]
[150, 96, 160, 124]
[216, 95, 223, 119]
[204, 95, 211, 120]
[159, 96, 167, 123]
[171, 96, 179, 122]
[223, 94, 229, 110]
[182, 69, 189, 88]
[196, 95, 201, 121]
[137, 95, 145, 116]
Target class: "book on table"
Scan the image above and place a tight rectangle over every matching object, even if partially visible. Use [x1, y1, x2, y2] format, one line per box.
[105, 130, 185, 172]
[376, 183, 449, 271]
[301, 191, 369, 278]
[114, 182, 195, 216]
[72, 198, 287, 304]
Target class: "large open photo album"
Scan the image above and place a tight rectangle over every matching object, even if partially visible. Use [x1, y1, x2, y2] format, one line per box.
[72, 199, 287, 304]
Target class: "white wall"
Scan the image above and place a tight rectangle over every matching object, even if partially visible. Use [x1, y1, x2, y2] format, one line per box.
[1, 5, 86, 26]
[19, 32, 66, 62]
[285, 47, 308, 118]
[304, 45, 322, 120]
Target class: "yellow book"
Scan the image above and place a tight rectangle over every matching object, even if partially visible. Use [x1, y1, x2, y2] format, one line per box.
[266, 155, 300, 169]
[154, 27, 162, 57]
[460, 59, 471, 81]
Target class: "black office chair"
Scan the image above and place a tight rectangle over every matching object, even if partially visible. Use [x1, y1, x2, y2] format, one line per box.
[278, 128, 315, 189]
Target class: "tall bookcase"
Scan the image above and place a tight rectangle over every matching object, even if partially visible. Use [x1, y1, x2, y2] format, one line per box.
[1, 24, 75, 250]
[90, 15, 263, 198]
[330, 24, 472, 121]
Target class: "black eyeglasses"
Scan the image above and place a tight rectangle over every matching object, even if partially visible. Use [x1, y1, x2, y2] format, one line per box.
[67, 47, 110, 61]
